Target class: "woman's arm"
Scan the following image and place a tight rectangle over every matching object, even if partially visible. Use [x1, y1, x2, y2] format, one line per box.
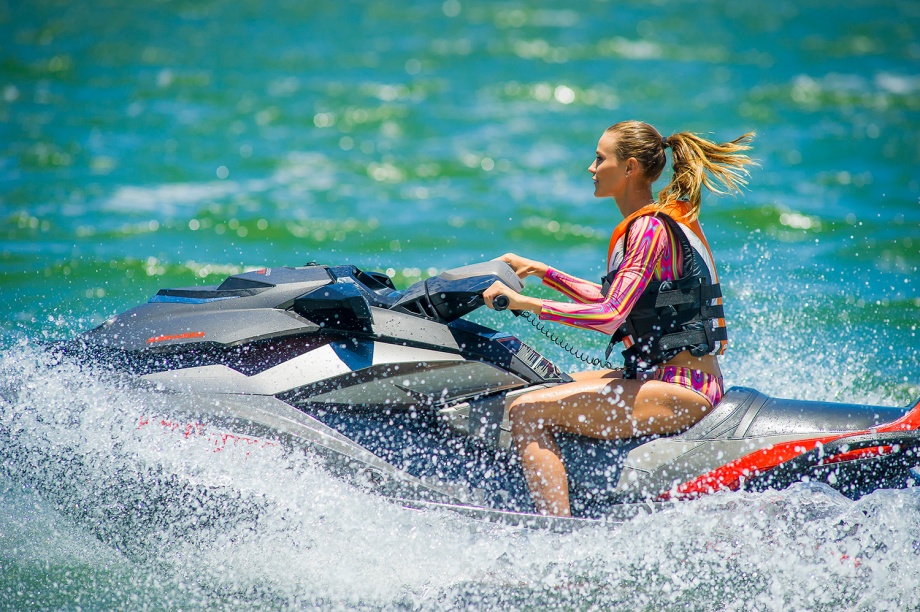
[496, 252, 603, 302]
[538, 216, 669, 335]
[542, 268, 605, 303]
[481, 260, 603, 313]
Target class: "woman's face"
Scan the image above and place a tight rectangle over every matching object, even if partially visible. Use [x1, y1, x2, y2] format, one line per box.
[588, 132, 625, 200]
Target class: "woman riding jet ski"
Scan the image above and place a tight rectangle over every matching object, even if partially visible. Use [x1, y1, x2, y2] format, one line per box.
[483, 120, 754, 516]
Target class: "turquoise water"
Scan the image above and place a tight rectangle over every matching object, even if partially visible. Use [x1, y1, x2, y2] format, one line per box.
[2, 0, 919, 608]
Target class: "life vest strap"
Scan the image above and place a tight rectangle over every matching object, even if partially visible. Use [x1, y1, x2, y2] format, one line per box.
[652, 284, 722, 308]
[630, 278, 722, 310]
[658, 323, 728, 352]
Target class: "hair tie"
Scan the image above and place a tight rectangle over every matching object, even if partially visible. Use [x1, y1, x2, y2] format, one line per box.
[662, 136, 669, 149]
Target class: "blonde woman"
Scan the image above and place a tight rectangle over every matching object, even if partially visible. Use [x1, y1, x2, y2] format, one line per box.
[483, 120, 755, 516]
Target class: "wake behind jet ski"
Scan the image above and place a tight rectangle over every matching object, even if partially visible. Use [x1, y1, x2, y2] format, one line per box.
[69, 261, 920, 524]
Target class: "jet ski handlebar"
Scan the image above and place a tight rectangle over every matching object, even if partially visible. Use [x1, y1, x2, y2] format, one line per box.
[291, 260, 524, 330]
[389, 261, 523, 323]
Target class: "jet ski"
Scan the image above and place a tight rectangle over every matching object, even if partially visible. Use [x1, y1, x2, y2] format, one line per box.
[68, 260, 920, 525]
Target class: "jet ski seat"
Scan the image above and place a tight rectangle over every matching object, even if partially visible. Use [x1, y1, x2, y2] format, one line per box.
[681, 387, 911, 440]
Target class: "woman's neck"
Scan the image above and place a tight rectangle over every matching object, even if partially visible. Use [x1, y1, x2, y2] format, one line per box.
[615, 185, 656, 217]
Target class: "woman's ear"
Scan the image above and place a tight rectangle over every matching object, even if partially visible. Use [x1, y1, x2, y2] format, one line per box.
[625, 157, 638, 176]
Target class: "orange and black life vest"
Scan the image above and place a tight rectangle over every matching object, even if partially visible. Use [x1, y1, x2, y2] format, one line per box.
[602, 202, 727, 377]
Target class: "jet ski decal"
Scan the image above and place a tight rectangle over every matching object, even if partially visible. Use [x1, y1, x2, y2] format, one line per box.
[138, 415, 277, 455]
[663, 399, 920, 499]
[148, 294, 240, 304]
[146, 331, 206, 344]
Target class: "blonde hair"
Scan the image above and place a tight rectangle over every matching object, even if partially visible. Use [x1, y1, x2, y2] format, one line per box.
[606, 120, 755, 220]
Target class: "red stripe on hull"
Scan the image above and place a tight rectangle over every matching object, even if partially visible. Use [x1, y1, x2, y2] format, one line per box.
[660, 399, 920, 500]
[823, 445, 894, 465]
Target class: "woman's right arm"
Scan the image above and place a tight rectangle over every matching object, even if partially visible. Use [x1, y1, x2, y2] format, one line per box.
[542, 268, 605, 304]
[538, 216, 669, 335]
[498, 253, 604, 304]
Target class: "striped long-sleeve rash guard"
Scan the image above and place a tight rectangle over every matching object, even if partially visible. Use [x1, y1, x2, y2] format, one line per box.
[539, 215, 682, 336]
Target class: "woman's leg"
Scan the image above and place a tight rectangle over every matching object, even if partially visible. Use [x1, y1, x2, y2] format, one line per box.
[510, 378, 712, 516]
[567, 368, 624, 382]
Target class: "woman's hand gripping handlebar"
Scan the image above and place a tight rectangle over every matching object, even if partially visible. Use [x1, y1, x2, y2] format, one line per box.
[492, 294, 511, 311]
[481, 277, 542, 316]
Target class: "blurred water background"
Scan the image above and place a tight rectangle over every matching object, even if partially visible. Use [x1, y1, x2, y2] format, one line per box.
[1, 0, 919, 609]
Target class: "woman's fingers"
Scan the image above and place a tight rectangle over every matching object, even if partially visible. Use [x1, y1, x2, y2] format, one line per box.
[497, 253, 522, 271]
[497, 253, 539, 279]
[484, 280, 541, 314]
[483, 280, 516, 309]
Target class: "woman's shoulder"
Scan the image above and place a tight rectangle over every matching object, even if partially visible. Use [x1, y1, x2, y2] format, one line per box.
[626, 213, 669, 238]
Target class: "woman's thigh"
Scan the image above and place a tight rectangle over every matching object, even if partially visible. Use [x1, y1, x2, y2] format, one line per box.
[511, 378, 712, 440]
[567, 369, 625, 382]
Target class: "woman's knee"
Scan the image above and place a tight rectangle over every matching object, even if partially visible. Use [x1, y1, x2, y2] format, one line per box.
[508, 398, 535, 425]
[509, 398, 549, 435]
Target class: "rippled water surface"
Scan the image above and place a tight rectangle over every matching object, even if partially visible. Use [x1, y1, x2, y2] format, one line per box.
[2, 0, 919, 609]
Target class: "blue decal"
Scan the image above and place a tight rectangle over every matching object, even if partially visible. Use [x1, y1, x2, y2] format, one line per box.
[331, 338, 375, 371]
[148, 295, 239, 304]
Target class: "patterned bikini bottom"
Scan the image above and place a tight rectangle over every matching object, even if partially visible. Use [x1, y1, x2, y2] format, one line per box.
[653, 365, 725, 407]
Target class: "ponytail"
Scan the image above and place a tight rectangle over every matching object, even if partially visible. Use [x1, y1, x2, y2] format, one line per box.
[605, 121, 755, 222]
[658, 131, 755, 220]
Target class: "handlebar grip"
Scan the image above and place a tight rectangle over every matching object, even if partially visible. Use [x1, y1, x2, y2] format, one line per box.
[493, 295, 510, 311]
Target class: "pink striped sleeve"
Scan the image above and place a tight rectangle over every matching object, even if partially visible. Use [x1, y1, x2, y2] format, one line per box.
[538, 216, 667, 335]
[542, 267, 605, 303]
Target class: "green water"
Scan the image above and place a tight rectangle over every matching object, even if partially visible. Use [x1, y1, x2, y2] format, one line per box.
[2, 0, 919, 608]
